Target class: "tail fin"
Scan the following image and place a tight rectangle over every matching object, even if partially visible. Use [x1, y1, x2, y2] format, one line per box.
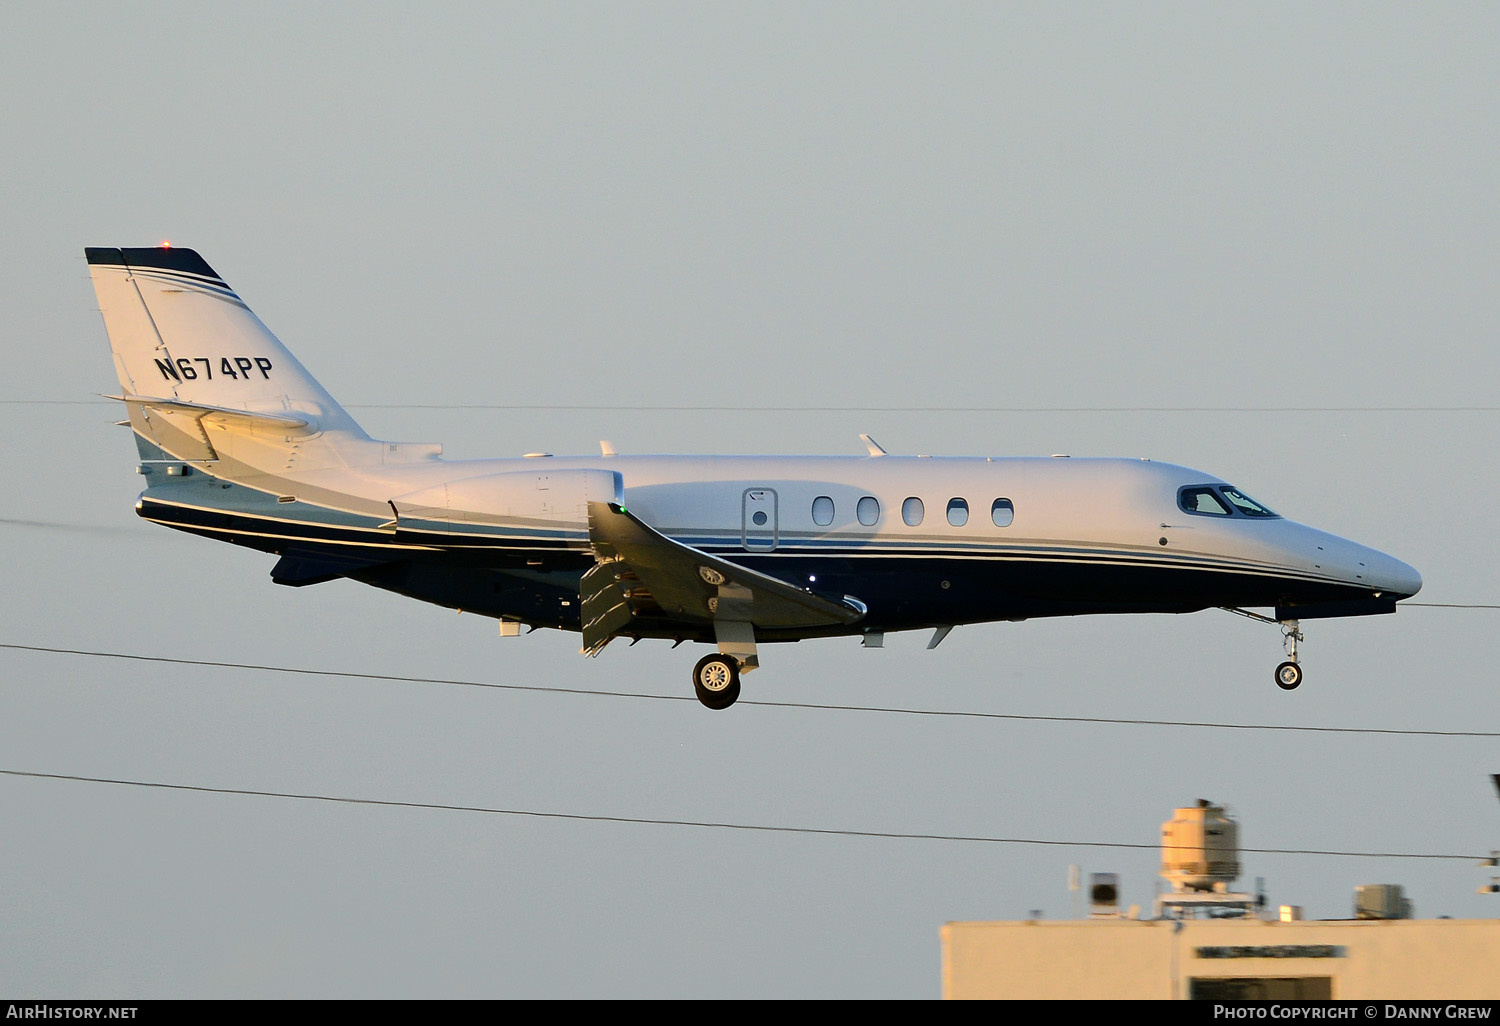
[87, 246, 376, 471]
[86, 247, 364, 433]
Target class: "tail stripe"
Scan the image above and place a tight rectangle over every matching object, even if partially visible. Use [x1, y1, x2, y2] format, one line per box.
[126, 267, 242, 303]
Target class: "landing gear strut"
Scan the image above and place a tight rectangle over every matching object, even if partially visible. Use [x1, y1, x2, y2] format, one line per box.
[692, 654, 741, 709]
[1274, 620, 1304, 691]
[1224, 608, 1306, 691]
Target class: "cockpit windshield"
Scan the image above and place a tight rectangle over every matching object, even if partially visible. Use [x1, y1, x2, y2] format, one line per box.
[1219, 486, 1277, 518]
[1178, 485, 1280, 519]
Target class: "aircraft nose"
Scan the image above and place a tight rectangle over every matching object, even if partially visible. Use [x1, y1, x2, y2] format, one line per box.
[1375, 554, 1422, 599]
[1301, 526, 1422, 600]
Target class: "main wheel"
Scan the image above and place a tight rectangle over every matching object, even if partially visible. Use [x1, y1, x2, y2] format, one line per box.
[692, 654, 741, 709]
[1275, 661, 1303, 690]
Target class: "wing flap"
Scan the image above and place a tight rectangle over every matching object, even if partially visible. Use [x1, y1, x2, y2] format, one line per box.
[581, 500, 865, 654]
[580, 562, 638, 656]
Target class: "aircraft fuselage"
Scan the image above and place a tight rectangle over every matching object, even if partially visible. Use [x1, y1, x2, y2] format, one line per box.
[134, 452, 1419, 641]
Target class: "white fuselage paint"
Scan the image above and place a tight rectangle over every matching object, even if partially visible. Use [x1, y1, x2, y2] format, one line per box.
[168, 450, 1419, 605]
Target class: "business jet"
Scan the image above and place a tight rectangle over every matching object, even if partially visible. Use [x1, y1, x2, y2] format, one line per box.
[85, 246, 1422, 709]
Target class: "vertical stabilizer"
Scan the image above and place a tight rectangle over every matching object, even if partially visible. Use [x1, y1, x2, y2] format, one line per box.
[85, 247, 367, 439]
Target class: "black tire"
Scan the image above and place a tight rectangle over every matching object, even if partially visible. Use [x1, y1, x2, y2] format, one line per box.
[1275, 661, 1303, 691]
[692, 654, 741, 709]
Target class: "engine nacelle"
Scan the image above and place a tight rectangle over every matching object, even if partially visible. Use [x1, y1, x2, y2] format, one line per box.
[390, 468, 622, 542]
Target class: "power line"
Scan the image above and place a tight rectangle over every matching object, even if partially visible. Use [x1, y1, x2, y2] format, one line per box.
[6, 517, 1499, 614]
[9, 398, 1500, 414]
[10, 511, 1500, 614]
[363, 404, 1500, 414]
[2, 641, 1495, 738]
[0, 768, 1479, 862]
[6, 524, 1500, 614]
[0, 517, 138, 536]
[344, 404, 1500, 414]
[1406, 602, 1500, 609]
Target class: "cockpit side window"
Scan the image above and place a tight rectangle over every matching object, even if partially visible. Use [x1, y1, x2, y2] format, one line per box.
[1220, 486, 1278, 518]
[1178, 486, 1232, 516]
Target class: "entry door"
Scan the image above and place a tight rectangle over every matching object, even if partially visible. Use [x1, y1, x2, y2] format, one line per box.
[742, 488, 778, 551]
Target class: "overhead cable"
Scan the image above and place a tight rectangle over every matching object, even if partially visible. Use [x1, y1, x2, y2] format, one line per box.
[8, 398, 1500, 414]
[2, 641, 1495, 738]
[0, 768, 1480, 862]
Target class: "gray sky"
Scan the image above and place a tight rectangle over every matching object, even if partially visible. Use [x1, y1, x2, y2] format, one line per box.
[2, 2, 1497, 998]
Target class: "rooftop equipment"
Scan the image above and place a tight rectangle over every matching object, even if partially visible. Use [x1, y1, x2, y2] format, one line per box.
[1355, 884, 1413, 920]
[1156, 800, 1256, 919]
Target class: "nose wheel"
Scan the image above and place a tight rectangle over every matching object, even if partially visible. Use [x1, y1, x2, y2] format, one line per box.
[1224, 608, 1306, 691]
[1275, 659, 1303, 690]
[1275, 620, 1304, 689]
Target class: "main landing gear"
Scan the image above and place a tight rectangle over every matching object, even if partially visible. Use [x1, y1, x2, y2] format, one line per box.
[691, 615, 757, 710]
[1224, 608, 1305, 690]
[692, 653, 742, 710]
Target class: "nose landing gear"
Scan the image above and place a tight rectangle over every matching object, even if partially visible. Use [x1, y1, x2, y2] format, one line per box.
[1224, 608, 1306, 690]
[1274, 620, 1304, 690]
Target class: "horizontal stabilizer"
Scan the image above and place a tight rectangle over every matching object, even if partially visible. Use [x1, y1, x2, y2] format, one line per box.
[108, 394, 313, 432]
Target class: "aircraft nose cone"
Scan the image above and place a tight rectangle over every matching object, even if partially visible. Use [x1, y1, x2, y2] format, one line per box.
[1379, 555, 1422, 599]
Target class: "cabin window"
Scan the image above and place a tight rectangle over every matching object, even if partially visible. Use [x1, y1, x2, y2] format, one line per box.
[902, 496, 925, 527]
[857, 495, 880, 526]
[812, 496, 834, 526]
[1220, 486, 1278, 518]
[947, 497, 969, 527]
[1179, 486, 1232, 517]
[991, 498, 1014, 527]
